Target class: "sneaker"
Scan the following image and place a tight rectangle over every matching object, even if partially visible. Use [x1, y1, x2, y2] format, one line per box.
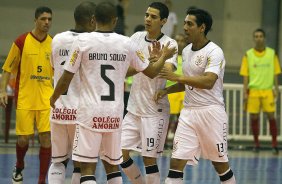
[12, 167, 23, 184]
[272, 147, 279, 155]
[252, 146, 260, 153]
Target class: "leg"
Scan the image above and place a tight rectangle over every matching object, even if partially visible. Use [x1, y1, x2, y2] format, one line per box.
[266, 112, 279, 154]
[13, 135, 30, 183]
[38, 132, 51, 184]
[103, 160, 122, 184]
[250, 113, 260, 150]
[71, 161, 81, 184]
[143, 156, 160, 184]
[80, 162, 97, 184]
[48, 160, 68, 184]
[212, 162, 236, 184]
[4, 96, 13, 143]
[120, 149, 144, 184]
[164, 158, 187, 184]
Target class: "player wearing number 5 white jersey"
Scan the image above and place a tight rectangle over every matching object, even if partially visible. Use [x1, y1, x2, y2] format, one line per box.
[155, 8, 236, 184]
[50, 2, 176, 184]
[48, 2, 96, 184]
[120, 2, 178, 184]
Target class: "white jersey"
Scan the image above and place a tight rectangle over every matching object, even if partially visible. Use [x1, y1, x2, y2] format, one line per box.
[64, 31, 150, 132]
[51, 30, 82, 124]
[182, 41, 225, 108]
[127, 31, 178, 117]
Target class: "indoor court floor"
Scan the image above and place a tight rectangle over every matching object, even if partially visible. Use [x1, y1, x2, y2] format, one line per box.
[0, 143, 281, 184]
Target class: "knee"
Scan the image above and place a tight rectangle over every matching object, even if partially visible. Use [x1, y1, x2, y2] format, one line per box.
[17, 135, 30, 147]
[143, 156, 157, 166]
[38, 132, 51, 147]
[122, 149, 131, 161]
[212, 161, 230, 174]
[170, 158, 186, 171]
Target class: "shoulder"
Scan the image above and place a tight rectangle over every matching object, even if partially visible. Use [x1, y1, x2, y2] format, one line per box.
[207, 42, 223, 54]
[130, 31, 146, 39]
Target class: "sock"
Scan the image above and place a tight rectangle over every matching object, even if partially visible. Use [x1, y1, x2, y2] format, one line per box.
[251, 118, 259, 147]
[16, 143, 29, 169]
[269, 119, 278, 147]
[145, 165, 160, 184]
[38, 147, 51, 184]
[107, 171, 122, 184]
[48, 162, 66, 184]
[80, 175, 96, 184]
[71, 167, 81, 184]
[164, 169, 184, 184]
[219, 168, 236, 184]
[120, 157, 145, 184]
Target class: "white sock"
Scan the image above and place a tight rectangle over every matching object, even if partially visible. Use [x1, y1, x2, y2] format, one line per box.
[71, 167, 81, 184]
[219, 168, 236, 184]
[80, 175, 96, 184]
[48, 162, 66, 184]
[145, 165, 160, 184]
[146, 172, 160, 184]
[164, 177, 183, 184]
[120, 158, 145, 184]
[107, 171, 123, 184]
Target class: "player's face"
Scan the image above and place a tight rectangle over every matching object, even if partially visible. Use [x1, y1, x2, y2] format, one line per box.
[253, 31, 265, 47]
[144, 7, 166, 34]
[183, 15, 205, 44]
[35, 12, 52, 33]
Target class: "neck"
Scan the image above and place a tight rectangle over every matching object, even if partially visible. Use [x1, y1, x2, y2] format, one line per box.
[96, 24, 113, 32]
[192, 36, 209, 50]
[146, 30, 162, 40]
[31, 28, 47, 41]
[74, 25, 87, 32]
[255, 45, 265, 52]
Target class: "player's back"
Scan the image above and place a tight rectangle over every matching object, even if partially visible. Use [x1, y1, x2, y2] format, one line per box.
[66, 31, 149, 132]
[51, 30, 81, 111]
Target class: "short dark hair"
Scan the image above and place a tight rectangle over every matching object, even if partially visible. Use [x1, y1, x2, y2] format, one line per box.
[253, 28, 266, 37]
[186, 8, 213, 36]
[35, 6, 52, 18]
[95, 2, 117, 24]
[74, 1, 96, 25]
[149, 2, 169, 20]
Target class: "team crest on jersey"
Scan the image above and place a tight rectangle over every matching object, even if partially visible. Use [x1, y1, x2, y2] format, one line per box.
[195, 55, 204, 66]
[45, 52, 50, 61]
[70, 50, 79, 66]
[136, 50, 145, 62]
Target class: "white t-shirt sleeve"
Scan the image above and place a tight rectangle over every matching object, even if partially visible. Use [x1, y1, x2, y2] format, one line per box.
[64, 38, 82, 74]
[204, 47, 224, 76]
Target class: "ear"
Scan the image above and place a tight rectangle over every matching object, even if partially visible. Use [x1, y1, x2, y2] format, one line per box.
[161, 18, 167, 27]
[200, 23, 206, 34]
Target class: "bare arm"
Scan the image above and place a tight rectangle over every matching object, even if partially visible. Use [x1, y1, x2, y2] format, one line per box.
[242, 76, 249, 100]
[126, 66, 138, 77]
[0, 71, 11, 107]
[50, 70, 75, 108]
[159, 67, 218, 90]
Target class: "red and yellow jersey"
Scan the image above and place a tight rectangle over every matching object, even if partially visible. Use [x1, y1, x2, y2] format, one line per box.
[2, 32, 53, 110]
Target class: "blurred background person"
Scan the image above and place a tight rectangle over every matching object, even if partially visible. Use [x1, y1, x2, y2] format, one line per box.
[239, 28, 281, 155]
[114, 0, 130, 35]
[161, 0, 178, 38]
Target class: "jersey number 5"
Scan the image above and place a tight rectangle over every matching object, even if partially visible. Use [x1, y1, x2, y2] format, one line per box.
[101, 65, 115, 101]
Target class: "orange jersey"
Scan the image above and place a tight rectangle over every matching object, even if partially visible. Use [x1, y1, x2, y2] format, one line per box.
[3, 32, 53, 110]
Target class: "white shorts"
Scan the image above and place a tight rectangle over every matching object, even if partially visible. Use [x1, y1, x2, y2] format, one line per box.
[121, 112, 169, 157]
[172, 105, 229, 165]
[51, 122, 75, 163]
[72, 124, 123, 165]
